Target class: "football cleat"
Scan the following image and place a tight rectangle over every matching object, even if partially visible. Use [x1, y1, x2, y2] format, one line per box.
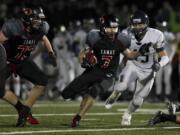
[121, 112, 132, 126]
[16, 105, 30, 127]
[166, 101, 176, 115]
[148, 111, 163, 126]
[27, 113, 40, 125]
[71, 114, 81, 128]
[105, 91, 121, 109]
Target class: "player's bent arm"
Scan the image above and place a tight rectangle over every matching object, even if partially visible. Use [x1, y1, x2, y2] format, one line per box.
[158, 50, 169, 67]
[0, 31, 8, 44]
[123, 49, 140, 60]
[41, 35, 55, 54]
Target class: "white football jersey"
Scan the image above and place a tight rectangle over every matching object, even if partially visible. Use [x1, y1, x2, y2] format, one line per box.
[122, 28, 165, 69]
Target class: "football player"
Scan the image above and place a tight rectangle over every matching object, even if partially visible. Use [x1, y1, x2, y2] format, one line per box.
[61, 14, 148, 127]
[0, 7, 56, 127]
[105, 10, 169, 125]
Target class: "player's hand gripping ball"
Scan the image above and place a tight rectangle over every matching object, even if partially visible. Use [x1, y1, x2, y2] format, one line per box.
[85, 50, 97, 65]
[81, 49, 97, 68]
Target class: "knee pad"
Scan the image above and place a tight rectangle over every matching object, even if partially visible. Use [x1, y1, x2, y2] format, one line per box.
[132, 96, 144, 107]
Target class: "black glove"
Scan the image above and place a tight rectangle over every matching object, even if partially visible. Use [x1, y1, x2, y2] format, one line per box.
[152, 61, 161, 72]
[48, 52, 57, 67]
[139, 43, 151, 55]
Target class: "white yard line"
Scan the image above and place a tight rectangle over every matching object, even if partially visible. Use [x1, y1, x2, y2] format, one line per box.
[0, 108, 169, 117]
[0, 111, 162, 117]
[83, 118, 99, 121]
[0, 127, 179, 135]
[0, 113, 121, 117]
[117, 109, 168, 113]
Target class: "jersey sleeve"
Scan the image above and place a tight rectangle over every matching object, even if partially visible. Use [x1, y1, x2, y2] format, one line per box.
[40, 21, 50, 35]
[1, 19, 22, 38]
[86, 30, 100, 48]
[156, 31, 165, 51]
[117, 33, 131, 51]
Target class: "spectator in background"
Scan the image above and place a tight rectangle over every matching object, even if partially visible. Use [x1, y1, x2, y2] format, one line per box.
[155, 20, 176, 101]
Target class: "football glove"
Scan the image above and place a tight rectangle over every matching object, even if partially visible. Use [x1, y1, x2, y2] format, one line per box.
[81, 50, 97, 68]
[152, 61, 161, 72]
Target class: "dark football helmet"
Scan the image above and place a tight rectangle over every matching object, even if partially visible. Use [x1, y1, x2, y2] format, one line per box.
[99, 14, 119, 40]
[129, 10, 149, 40]
[21, 7, 45, 31]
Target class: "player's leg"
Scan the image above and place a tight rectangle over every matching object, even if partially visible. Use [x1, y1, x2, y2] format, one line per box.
[0, 66, 30, 127]
[72, 94, 94, 127]
[72, 78, 115, 127]
[0, 46, 32, 127]
[17, 60, 48, 125]
[122, 72, 154, 125]
[65, 70, 106, 127]
[105, 62, 136, 109]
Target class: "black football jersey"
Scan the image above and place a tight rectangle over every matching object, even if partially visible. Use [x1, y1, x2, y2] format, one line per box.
[86, 29, 130, 75]
[2, 18, 49, 63]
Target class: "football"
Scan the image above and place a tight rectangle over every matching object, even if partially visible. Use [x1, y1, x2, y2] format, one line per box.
[84, 50, 97, 66]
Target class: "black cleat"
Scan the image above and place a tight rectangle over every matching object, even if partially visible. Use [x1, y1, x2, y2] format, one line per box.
[148, 111, 164, 126]
[71, 115, 81, 128]
[16, 105, 30, 127]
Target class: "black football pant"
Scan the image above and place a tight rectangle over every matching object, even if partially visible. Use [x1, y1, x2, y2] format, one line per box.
[62, 68, 113, 99]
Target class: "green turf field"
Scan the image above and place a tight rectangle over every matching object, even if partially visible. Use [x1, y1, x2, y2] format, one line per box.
[0, 101, 179, 135]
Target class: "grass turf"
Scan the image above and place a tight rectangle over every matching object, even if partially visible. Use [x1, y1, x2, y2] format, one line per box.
[0, 101, 179, 135]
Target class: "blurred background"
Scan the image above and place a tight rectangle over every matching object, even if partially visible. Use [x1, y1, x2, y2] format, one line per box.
[1, 0, 179, 102]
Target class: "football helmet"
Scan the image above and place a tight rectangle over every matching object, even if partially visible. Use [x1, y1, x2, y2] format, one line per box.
[129, 10, 149, 40]
[21, 7, 45, 30]
[99, 14, 119, 40]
